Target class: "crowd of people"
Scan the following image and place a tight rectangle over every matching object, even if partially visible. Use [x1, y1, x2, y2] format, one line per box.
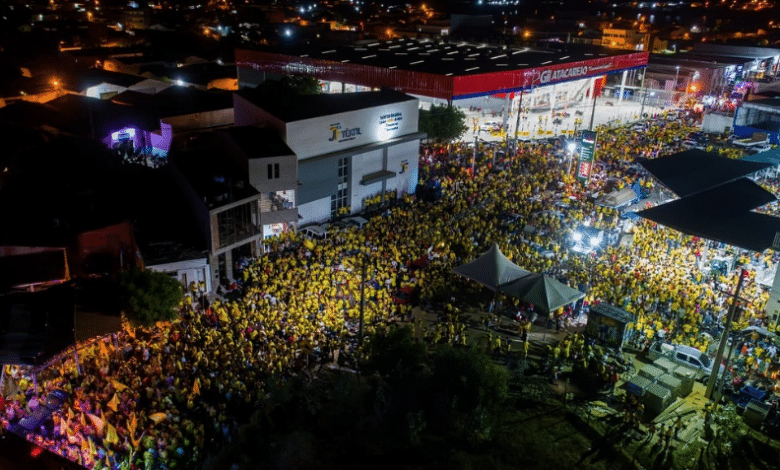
[3, 113, 780, 469]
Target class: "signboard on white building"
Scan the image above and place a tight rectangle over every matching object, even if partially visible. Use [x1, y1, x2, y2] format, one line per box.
[284, 99, 419, 160]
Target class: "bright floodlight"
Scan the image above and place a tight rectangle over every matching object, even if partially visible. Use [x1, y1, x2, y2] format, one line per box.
[567, 142, 576, 153]
[590, 237, 600, 247]
[572, 232, 582, 242]
[285, 28, 292, 37]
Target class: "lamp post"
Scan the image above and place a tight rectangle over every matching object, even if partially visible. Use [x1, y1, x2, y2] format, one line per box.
[674, 66, 680, 105]
[705, 268, 748, 401]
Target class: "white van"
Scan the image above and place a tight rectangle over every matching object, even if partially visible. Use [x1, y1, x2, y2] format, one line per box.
[647, 342, 723, 381]
[300, 224, 328, 240]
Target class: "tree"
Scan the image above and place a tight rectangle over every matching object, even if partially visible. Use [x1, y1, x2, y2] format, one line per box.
[360, 325, 426, 385]
[279, 75, 323, 95]
[430, 346, 510, 441]
[117, 268, 184, 327]
[418, 104, 468, 142]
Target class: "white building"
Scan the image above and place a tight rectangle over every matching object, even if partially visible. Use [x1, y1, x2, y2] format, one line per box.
[233, 89, 425, 225]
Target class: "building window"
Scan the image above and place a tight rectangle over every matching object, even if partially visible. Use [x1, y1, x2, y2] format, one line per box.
[217, 202, 255, 248]
[267, 163, 280, 179]
[331, 157, 350, 217]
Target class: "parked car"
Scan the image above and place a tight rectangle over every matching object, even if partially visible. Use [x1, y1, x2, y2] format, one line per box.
[480, 120, 501, 132]
[300, 224, 328, 240]
[647, 342, 724, 381]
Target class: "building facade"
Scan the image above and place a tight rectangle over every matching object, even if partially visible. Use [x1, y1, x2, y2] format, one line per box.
[234, 90, 425, 225]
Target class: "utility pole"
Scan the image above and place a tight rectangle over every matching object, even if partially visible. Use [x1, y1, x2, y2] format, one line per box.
[472, 134, 477, 174]
[513, 89, 524, 154]
[705, 268, 747, 401]
[588, 78, 598, 131]
[359, 254, 367, 345]
[639, 66, 648, 121]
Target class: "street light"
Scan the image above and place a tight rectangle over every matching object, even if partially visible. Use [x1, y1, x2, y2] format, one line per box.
[674, 66, 680, 105]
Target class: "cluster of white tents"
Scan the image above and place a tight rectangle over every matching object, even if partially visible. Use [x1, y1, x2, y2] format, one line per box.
[452, 244, 585, 316]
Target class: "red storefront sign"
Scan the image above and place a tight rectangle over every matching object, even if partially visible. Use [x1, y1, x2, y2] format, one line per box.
[452, 52, 648, 98]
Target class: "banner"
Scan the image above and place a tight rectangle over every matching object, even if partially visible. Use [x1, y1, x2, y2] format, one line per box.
[577, 130, 597, 182]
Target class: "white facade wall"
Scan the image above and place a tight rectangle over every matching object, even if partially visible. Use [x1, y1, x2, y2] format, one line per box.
[284, 99, 419, 160]
[387, 140, 420, 195]
[298, 199, 331, 226]
[146, 258, 211, 292]
[350, 148, 383, 211]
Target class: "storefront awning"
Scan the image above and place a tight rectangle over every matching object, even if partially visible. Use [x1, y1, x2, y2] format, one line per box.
[361, 170, 395, 186]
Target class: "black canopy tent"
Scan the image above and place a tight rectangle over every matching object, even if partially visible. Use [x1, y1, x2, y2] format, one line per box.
[637, 151, 780, 252]
[498, 273, 585, 315]
[451, 243, 532, 291]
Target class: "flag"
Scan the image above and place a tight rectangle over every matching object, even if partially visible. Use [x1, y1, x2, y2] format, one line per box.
[130, 430, 144, 450]
[99, 340, 109, 358]
[67, 407, 75, 420]
[110, 380, 129, 392]
[104, 422, 119, 445]
[128, 413, 137, 437]
[149, 412, 167, 425]
[87, 413, 105, 436]
[192, 377, 200, 396]
[88, 437, 97, 459]
[107, 393, 120, 412]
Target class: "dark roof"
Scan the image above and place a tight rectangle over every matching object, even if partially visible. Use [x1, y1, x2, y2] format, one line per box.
[0, 94, 161, 138]
[638, 178, 780, 252]
[637, 150, 773, 198]
[170, 147, 259, 210]
[244, 38, 635, 78]
[72, 68, 147, 91]
[111, 86, 233, 118]
[0, 290, 75, 366]
[220, 126, 295, 159]
[169, 62, 237, 86]
[742, 97, 780, 108]
[125, 170, 207, 265]
[237, 88, 416, 122]
[589, 303, 636, 324]
[743, 149, 780, 166]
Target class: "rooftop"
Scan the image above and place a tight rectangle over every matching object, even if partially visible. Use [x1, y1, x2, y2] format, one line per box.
[71, 68, 148, 91]
[236, 88, 416, 122]
[241, 38, 637, 78]
[170, 147, 259, 210]
[110, 86, 234, 119]
[220, 126, 295, 159]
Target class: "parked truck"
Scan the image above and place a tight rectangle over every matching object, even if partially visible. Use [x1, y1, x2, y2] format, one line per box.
[733, 131, 769, 149]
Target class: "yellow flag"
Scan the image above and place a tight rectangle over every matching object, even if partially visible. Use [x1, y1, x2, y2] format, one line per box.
[111, 380, 129, 392]
[107, 393, 120, 412]
[126, 412, 139, 448]
[105, 423, 119, 445]
[99, 340, 109, 358]
[149, 412, 167, 425]
[88, 437, 97, 458]
[192, 378, 200, 396]
[130, 430, 144, 450]
[67, 407, 75, 420]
